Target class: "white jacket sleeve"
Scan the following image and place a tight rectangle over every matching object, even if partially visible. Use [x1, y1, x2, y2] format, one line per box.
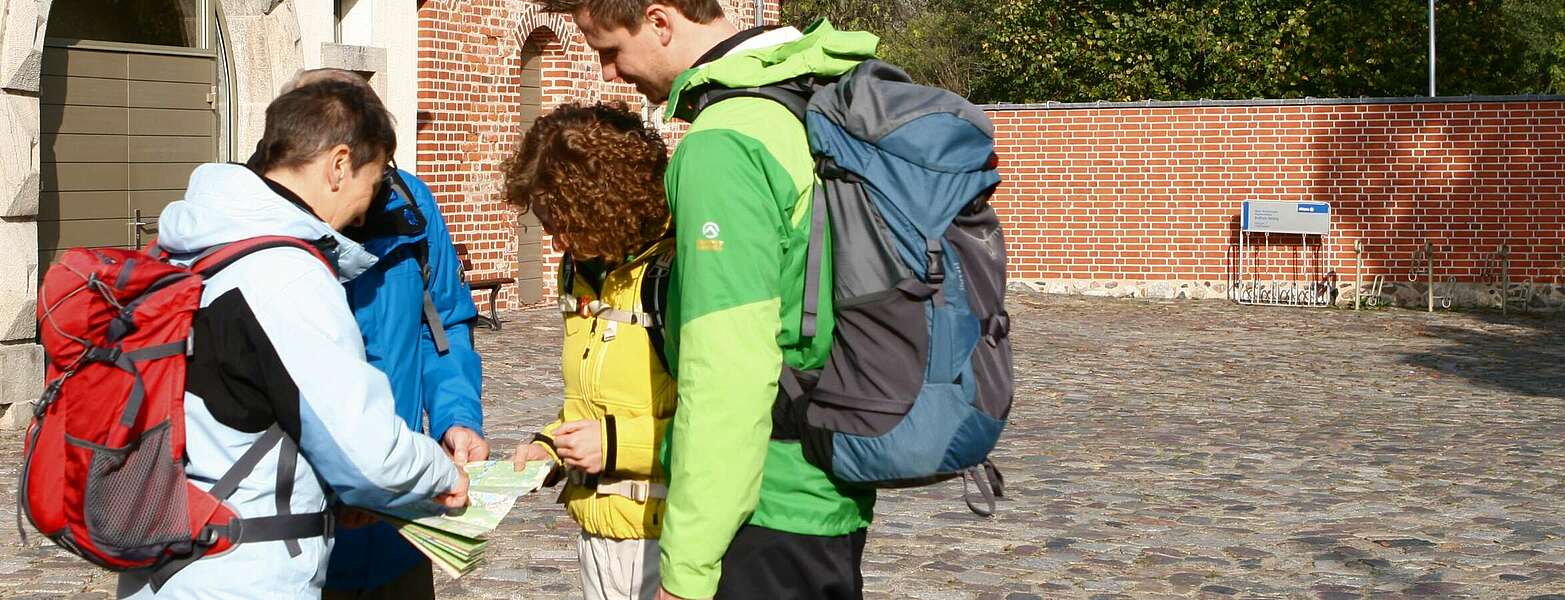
[244, 250, 461, 509]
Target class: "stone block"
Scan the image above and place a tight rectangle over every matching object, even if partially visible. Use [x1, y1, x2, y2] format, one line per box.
[1144, 281, 1176, 299]
[321, 43, 388, 100]
[0, 218, 37, 341]
[0, 342, 42, 429]
[0, 0, 45, 93]
[320, 43, 387, 74]
[0, 92, 39, 217]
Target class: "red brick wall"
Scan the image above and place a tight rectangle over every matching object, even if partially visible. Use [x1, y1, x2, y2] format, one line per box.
[411, 7, 1562, 310]
[417, 0, 779, 311]
[988, 99, 1565, 292]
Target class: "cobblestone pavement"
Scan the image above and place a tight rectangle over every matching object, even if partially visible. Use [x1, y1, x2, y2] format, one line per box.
[2, 292, 1563, 599]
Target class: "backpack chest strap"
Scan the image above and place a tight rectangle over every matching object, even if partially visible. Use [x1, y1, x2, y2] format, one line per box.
[595, 479, 667, 503]
[558, 296, 659, 327]
[565, 469, 667, 502]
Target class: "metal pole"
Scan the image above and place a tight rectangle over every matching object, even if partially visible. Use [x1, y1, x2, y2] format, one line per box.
[1354, 240, 1364, 310]
[755, 0, 766, 26]
[1425, 240, 1435, 312]
[1238, 225, 1245, 302]
[1428, 0, 1437, 97]
[1500, 244, 1509, 315]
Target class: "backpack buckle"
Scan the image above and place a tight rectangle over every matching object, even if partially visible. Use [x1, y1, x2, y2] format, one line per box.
[925, 239, 945, 284]
[576, 297, 594, 319]
[196, 524, 223, 547]
[83, 346, 123, 365]
[815, 157, 858, 183]
[984, 312, 1011, 346]
[35, 380, 64, 416]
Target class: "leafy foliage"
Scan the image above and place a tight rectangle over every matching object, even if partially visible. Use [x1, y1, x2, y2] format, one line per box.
[780, 0, 1565, 103]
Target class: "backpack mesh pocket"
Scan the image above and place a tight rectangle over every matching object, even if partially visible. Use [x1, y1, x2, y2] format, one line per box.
[71, 422, 192, 562]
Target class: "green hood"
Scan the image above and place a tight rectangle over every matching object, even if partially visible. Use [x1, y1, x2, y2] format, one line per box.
[667, 19, 879, 121]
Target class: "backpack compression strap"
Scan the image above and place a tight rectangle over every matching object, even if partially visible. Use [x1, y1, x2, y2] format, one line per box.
[148, 425, 332, 590]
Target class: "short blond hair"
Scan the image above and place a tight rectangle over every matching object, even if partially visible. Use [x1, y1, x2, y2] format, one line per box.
[538, 0, 723, 32]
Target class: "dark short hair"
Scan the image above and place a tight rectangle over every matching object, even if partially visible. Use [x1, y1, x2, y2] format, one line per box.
[247, 80, 395, 173]
[538, 0, 724, 32]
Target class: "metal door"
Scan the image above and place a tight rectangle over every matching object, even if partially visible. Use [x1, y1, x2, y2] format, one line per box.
[38, 0, 219, 268]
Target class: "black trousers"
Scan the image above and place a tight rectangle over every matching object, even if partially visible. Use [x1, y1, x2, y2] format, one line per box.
[715, 525, 868, 600]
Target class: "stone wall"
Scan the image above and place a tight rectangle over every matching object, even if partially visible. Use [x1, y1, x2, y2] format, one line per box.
[0, 0, 48, 427]
[989, 98, 1565, 312]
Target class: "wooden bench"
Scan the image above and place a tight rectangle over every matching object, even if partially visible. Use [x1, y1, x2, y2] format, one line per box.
[455, 243, 515, 330]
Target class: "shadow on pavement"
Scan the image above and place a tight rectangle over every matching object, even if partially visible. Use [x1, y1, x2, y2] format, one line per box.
[1399, 311, 1565, 400]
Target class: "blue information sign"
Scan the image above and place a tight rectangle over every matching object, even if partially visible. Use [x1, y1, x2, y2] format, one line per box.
[1242, 201, 1331, 235]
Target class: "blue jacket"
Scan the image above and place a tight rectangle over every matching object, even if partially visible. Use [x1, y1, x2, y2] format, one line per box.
[325, 170, 485, 590]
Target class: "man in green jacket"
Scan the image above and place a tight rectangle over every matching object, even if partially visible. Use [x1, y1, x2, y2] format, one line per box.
[539, 1, 879, 598]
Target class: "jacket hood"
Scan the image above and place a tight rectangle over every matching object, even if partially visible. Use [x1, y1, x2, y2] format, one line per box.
[667, 19, 879, 121]
[158, 163, 379, 281]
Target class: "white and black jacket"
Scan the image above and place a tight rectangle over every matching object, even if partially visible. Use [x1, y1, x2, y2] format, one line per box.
[116, 164, 462, 599]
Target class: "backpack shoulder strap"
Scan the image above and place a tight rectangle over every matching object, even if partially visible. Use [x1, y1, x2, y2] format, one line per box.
[692, 86, 808, 122]
[384, 171, 453, 354]
[685, 75, 827, 123]
[150, 424, 331, 589]
[688, 77, 834, 339]
[639, 243, 676, 372]
[190, 236, 336, 279]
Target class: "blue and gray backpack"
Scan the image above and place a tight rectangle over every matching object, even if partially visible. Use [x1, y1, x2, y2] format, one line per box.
[691, 60, 1015, 515]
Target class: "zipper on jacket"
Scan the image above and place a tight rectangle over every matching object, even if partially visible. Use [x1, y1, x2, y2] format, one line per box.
[582, 318, 598, 359]
[578, 317, 598, 416]
[589, 326, 612, 419]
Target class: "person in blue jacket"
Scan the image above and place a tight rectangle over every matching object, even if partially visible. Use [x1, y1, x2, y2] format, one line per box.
[279, 69, 490, 599]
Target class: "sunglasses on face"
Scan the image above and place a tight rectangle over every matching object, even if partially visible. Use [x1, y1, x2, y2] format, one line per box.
[369, 163, 401, 213]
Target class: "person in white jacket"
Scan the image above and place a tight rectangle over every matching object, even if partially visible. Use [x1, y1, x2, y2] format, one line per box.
[116, 80, 469, 599]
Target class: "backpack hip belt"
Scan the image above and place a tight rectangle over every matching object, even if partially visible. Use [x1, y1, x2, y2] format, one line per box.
[565, 469, 667, 502]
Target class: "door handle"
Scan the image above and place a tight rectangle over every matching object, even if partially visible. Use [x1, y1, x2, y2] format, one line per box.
[133, 210, 158, 248]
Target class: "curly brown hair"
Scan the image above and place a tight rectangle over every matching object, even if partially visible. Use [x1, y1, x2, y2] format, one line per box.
[503, 102, 669, 265]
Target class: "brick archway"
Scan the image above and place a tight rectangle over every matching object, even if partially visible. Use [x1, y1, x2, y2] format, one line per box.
[511, 25, 568, 304]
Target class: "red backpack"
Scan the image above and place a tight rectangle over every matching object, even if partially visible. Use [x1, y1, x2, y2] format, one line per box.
[20, 237, 336, 588]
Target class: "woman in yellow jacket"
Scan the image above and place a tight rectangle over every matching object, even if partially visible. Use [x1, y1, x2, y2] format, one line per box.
[503, 102, 674, 600]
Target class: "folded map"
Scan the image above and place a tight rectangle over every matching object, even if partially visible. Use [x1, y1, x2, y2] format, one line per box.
[373, 460, 552, 578]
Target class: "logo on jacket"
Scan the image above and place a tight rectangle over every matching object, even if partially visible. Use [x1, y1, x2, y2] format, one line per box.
[697, 221, 724, 252]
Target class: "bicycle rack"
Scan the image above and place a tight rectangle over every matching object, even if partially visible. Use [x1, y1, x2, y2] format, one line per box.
[1481, 244, 1533, 314]
[1411, 240, 1452, 312]
[1352, 240, 1386, 310]
[1233, 200, 1333, 308]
